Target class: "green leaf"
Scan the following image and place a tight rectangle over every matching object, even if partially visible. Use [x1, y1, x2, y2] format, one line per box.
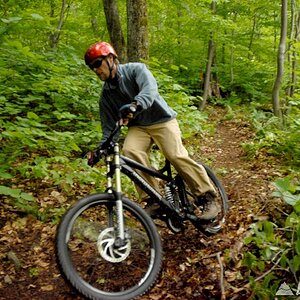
[273, 178, 296, 193]
[242, 252, 257, 268]
[243, 236, 253, 245]
[262, 221, 274, 239]
[31, 14, 44, 20]
[283, 192, 300, 206]
[272, 178, 300, 206]
[289, 255, 300, 273]
[1, 17, 22, 24]
[262, 248, 273, 260]
[279, 254, 289, 268]
[0, 185, 34, 201]
[69, 141, 81, 152]
[286, 212, 300, 226]
[170, 64, 179, 71]
[296, 239, 300, 256]
[20, 193, 34, 201]
[172, 83, 183, 91]
[27, 111, 40, 121]
[294, 201, 300, 214]
[0, 185, 22, 197]
[257, 260, 265, 272]
[0, 171, 13, 179]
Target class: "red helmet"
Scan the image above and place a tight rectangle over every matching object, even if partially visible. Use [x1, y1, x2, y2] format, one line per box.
[84, 42, 118, 65]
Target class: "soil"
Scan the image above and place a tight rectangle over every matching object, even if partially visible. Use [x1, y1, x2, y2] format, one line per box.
[0, 107, 289, 300]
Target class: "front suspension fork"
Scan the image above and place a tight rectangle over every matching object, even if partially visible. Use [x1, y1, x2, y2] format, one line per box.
[112, 143, 125, 242]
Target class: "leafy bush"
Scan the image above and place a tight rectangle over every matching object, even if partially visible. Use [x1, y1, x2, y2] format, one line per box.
[149, 58, 208, 136]
[0, 41, 104, 219]
[0, 185, 37, 214]
[242, 177, 300, 298]
[1, 43, 98, 152]
[241, 106, 300, 167]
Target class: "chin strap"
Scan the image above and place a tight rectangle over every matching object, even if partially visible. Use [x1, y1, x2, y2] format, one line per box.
[106, 59, 120, 88]
[106, 59, 115, 81]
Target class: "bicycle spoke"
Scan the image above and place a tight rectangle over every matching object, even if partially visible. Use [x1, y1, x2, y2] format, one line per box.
[68, 204, 152, 292]
[57, 195, 162, 300]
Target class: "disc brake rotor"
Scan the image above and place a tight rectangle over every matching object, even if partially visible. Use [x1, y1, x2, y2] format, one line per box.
[97, 227, 131, 263]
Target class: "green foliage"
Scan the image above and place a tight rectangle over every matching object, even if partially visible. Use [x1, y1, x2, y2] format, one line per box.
[0, 0, 299, 230]
[29, 267, 40, 278]
[0, 41, 105, 221]
[272, 178, 300, 206]
[149, 58, 209, 136]
[0, 40, 208, 223]
[242, 177, 300, 298]
[241, 106, 300, 167]
[0, 185, 33, 201]
[148, 0, 278, 102]
[0, 185, 40, 218]
[0, 42, 99, 150]
[0, 0, 294, 104]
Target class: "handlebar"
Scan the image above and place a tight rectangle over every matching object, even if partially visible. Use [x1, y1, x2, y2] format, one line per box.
[87, 121, 123, 167]
[97, 120, 123, 152]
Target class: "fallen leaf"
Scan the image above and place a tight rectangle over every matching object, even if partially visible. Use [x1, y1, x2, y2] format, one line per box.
[40, 285, 54, 291]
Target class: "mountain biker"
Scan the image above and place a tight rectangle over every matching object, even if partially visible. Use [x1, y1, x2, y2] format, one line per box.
[85, 41, 218, 220]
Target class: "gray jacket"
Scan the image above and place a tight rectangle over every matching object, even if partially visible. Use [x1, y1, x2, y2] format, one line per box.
[99, 62, 177, 145]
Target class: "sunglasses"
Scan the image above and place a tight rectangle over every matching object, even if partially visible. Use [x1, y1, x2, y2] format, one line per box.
[89, 58, 104, 70]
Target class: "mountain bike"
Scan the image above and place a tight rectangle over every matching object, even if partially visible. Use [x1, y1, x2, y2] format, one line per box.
[56, 121, 228, 300]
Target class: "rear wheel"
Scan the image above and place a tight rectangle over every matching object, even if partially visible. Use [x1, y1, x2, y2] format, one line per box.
[166, 214, 185, 233]
[56, 193, 162, 300]
[178, 163, 228, 235]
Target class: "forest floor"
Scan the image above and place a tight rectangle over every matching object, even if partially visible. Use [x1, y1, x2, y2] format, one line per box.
[0, 107, 290, 300]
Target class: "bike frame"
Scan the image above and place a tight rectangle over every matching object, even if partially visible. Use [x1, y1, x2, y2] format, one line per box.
[106, 143, 175, 213]
[97, 121, 214, 241]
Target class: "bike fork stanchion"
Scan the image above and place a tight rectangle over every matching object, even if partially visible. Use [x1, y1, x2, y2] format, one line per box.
[114, 143, 125, 242]
[105, 156, 115, 227]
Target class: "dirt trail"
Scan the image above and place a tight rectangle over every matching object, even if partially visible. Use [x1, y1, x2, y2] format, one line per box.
[139, 111, 281, 300]
[0, 108, 283, 300]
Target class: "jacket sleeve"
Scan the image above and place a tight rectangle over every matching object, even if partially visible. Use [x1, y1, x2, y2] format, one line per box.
[132, 63, 160, 110]
[98, 95, 120, 148]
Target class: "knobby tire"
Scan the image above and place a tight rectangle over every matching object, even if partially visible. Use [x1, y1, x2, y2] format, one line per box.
[194, 163, 228, 234]
[56, 193, 162, 300]
[170, 162, 228, 235]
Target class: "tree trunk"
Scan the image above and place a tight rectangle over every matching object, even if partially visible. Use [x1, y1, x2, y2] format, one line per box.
[199, 0, 216, 110]
[248, 12, 257, 59]
[230, 12, 237, 85]
[287, 0, 300, 98]
[272, 0, 287, 119]
[286, 0, 295, 97]
[127, 0, 149, 62]
[91, 17, 99, 35]
[177, 5, 182, 65]
[290, 13, 300, 97]
[49, 0, 68, 48]
[103, 0, 126, 62]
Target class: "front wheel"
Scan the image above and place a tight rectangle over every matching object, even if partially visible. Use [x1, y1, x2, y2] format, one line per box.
[56, 193, 162, 300]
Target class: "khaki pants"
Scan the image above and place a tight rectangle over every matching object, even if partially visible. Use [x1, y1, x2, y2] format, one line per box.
[123, 119, 216, 200]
